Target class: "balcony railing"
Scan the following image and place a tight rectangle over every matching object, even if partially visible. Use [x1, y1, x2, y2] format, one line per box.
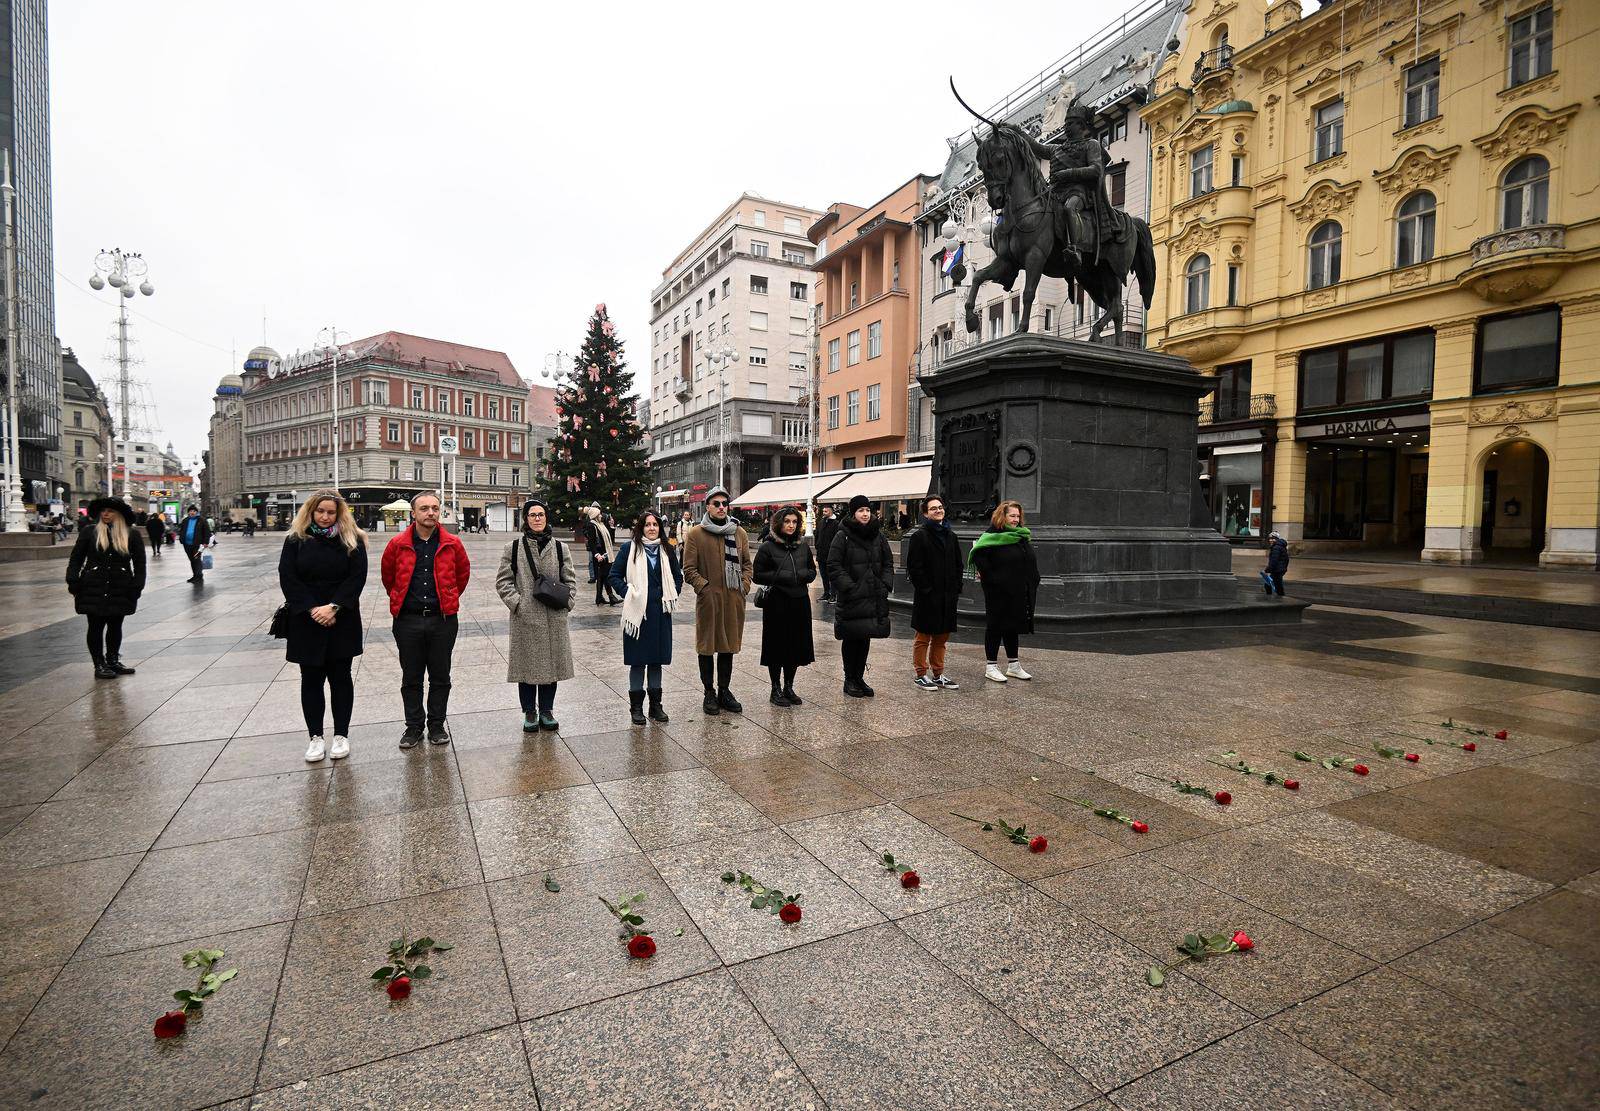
[1193, 44, 1235, 81]
[1199, 393, 1276, 424]
[1470, 223, 1565, 263]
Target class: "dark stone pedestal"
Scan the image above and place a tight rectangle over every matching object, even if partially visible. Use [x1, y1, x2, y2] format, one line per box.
[900, 333, 1303, 632]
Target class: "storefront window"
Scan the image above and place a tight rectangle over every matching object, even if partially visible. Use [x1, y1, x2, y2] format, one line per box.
[1299, 330, 1436, 411]
[1304, 445, 1396, 539]
[1213, 447, 1262, 538]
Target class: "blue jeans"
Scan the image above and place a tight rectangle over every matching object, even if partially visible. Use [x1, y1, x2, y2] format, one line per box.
[518, 682, 557, 716]
[1259, 569, 1284, 596]
[629, 663, 662, 691]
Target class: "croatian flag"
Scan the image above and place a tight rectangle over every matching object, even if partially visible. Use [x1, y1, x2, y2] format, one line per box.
[941, 243, 964, 275]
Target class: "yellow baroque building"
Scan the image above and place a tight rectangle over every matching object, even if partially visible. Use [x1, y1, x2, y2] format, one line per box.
[1142, 0, 1600, 567]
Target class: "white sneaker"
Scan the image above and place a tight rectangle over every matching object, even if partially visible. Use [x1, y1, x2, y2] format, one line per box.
[985, 664, 1008, 684]
[1006, 660, 1032, 680]
[304, 736, 326, 762]
[329, 735, 350, 760]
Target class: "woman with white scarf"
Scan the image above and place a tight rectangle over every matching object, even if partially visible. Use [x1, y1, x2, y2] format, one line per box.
[583, 504, 621, 606]
[607, 510, 683, 725]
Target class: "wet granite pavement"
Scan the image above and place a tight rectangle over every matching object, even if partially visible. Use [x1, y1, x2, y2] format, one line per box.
[0, 534, 1594, 1109]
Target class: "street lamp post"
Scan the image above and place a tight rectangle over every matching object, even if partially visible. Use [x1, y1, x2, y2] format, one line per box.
[317, 326, 349, 489]
[1, 152, 25, 531]
[87, 247, 155, 502]
[705, 342, 740, 491]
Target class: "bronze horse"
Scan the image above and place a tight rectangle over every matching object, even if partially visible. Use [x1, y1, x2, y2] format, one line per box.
[951, 83, 1155, 345]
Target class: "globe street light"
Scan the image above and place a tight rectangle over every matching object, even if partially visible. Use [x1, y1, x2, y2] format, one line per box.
[88, 247, 155, 502]
[704, 342, 740, 491]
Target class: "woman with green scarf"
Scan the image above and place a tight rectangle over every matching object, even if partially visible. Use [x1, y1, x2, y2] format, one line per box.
[968, 499, 1040, 684]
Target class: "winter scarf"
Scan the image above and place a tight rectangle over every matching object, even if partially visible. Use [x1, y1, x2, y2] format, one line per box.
[584, 506, 615, 561]
[699, 512, 743, 589]
[967, 525, 1031, 568]
[622, 537, 677, 640]
[921, 515, 950, 533]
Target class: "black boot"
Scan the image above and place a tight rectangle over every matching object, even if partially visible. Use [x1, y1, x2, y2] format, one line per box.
[104, 655, 135, 676]
[702, 688, 721, 716]
[647, 688, 669, 723]
[629, 690, 647, 726]
[91, 651, 116, 680]
[783, 684, 803, 706]
[769, 680, 790, 707]
[718, 687, 743, 714]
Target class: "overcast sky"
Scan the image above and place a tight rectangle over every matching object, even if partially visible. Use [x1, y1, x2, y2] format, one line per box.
[52, 0, 1114, 467]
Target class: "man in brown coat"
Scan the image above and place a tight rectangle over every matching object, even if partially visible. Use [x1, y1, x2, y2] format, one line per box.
[682, 485, 753, 715]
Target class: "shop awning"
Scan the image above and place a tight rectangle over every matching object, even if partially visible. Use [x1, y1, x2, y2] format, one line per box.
[380, 499, 412, 512]
[815, 461, 933, 504]
[729, 471, 849, 509]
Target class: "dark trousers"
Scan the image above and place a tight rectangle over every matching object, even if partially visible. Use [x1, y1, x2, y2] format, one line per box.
[86, 614, 124, 660]
[767, 664, 797, 688]
[984, 628, 1019, 662]
[149, 536, 162, 555]
[1259, 569, 1285, 597]
[300, 657, 355, 737]
[593, 557, 618, 603]
[840, 638, 870, 682]
[698, 652, 734, 692]
[393, 612, 458, 729]
[518, 682, 557, 717]
[183, 543, 203, 579]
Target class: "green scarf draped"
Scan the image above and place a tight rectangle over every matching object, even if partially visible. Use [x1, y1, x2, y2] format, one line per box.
[966, 525, 1031, 568]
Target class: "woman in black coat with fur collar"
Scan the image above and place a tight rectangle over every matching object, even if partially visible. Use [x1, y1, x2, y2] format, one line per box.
[66, 497, 146, 678]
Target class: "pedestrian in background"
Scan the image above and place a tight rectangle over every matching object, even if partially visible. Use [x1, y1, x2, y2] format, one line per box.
[584, 504, 621, 605]
[178, 504, 211, 583]
[609, 509, 681, 725]
[905, 494, 963, 691]
[65, 496, 145, 679]
[814, 505, 840, 603]
[495, 498, 576, 732]
[279, 490, 368, 762]
[753, 504, 816, 706]
[381, 491, 470, 748]
[1261, 532, 1289, 598]
[144, 511, 165, 558]
[969, 499, 1040, 684]
[827, 494, 893, 698]
[682, 485, 752, 715]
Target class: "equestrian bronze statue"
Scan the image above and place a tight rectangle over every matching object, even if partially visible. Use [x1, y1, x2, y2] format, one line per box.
[949, 79, 1155, 345]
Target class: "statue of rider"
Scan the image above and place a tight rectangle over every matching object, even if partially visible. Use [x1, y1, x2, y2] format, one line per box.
[1021, 102, 1115, 269]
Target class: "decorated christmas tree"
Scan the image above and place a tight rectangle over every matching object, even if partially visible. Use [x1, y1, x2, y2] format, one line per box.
[541, 303, 651, 526]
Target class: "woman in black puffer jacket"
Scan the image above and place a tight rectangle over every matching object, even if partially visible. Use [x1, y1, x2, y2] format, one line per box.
[752, 505, 817, 707]
[66, 497, 146, 679]
[825, 495, 893, 698]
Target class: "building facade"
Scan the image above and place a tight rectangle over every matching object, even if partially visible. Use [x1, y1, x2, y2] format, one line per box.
[910, 0, 1188, 457]
[52, 347, 113, 508]
[112, 437, 191, 509]
[240, 332, 534, 529]
[1, 0, 59, 503]
[647, 194, 824, 505]
[203, 371, 246, 518]
[1143, 0, 1599, 567]
[809, 176, 936, 471]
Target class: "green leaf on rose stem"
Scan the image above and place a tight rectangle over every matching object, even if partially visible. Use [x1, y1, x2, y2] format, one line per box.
[371, 966, 394, 980]
[543, 874, 560, 893]
[412, 965, 432, 979]
[982, 823, 993, 831]
[173, 990, 193, 1002]
[186, 1002, 204, 1019]
[624, 914, 644, 926]
[1146, 967, 1166, 987]
[751, 899, 763, 910]
[721, 872, 736, 883]
[631, 894, 646, 905]
[432, 942, 454, 952]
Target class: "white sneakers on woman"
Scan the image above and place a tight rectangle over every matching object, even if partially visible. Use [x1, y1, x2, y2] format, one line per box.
[1006, 661, 1032, 680]
[985, 664, 1008, 683]
[305, 735, 351, 762]
[985, 661, 1033, 683]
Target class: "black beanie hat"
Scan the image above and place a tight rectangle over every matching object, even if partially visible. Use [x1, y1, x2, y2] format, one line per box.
[847, 494, 872, 514]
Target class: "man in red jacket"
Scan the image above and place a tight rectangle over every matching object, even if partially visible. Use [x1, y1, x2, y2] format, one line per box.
[380, 491, 471, 748]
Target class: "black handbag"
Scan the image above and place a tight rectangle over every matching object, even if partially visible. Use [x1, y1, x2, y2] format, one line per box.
[269, 604, 291, 638]
[517, 537, 573, 609]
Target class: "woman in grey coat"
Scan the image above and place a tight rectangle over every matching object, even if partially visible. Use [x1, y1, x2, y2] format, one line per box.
[495, 498, 577, 732]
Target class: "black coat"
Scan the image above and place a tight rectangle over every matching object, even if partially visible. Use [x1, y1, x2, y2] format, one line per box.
[279, 533, 368, 665]
[145, 517, 166, 542]
[175, 514, 211, 549]
[904, 523, 964, 634]
[753, 534, 817, 667]
[813, 515, 840, 582]
[1266, 537, 1290, 575]
[66, 526, 146, 617]
[827, 519, 893, 641]
[971, 530, 1041, 635]
[609, 540, 683, 666]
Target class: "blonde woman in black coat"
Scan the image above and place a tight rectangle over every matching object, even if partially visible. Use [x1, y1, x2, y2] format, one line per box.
[65, 497, 146, 678]
[279, 490, 369, 763]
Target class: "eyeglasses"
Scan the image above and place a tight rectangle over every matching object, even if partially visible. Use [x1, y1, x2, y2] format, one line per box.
[708, 499, 728, 508]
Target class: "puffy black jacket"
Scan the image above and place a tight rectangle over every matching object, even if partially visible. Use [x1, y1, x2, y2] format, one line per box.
[753, 535, 817, 598]
[1266, 537, 1290, 575]
[826, 518, 893, 641]
[66, 526, 147, 617]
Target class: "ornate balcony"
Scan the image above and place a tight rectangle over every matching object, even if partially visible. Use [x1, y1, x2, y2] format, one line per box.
[1192, 45, 1234, 82]
[1199, 393, 1277, 425]
[1457, 223, 1570, 304]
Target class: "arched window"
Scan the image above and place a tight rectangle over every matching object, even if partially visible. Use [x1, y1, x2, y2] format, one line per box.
[1501, 156, 1549, 229]
[1184, 254, 1211, 314]
[1308, 221, 1342, 289]
[1395, 191, 1436, 267]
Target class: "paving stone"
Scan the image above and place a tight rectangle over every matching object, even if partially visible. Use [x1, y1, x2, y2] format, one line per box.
[597, 767, 773, 851]
[248, 1028, 538, 1109]
[2, 854, 141, 970]
[156, 770, 331, 848]
[53, 740, 226, 800]
[708, 752, 885, 824]
[563, 727, 703, 782]
[469, 784, 638, 882]
[0, 788, 190, 868]
[301, 803, 482, 915]
[321, 756, 466, 822]
[453, 737, 592, 800]
[900, 785, 1124, 880]
[1486, 888, 1600, 965]
[0, 965, 56, 1049]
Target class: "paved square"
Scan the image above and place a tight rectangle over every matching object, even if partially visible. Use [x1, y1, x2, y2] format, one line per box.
[0, 535, 1594, 1108]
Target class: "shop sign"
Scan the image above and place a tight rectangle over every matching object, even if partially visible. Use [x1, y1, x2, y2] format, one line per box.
[1198, 427, 1264, 446]
[1295, 412, 1429, 439]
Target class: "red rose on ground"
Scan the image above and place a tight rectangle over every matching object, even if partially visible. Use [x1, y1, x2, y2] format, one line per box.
[627, 934, 656, 959]
[1131, 820, 1149, 834]
[1405, 753, 1420, 763]
[386, 976, 412, 1001]
[778, 902, 803, 924]
[1463, 742, 1476, 752]
[900, 870, 921, 889]
[1028, 835, 1048, 853]
[1283, 780, 1300, 791]
[1231, 930, 1255, 950]
[1214, 791, 1231, 806]
[1353, 764, 1369, 776]
[1494, 730, 1508, 740]
[153, 1010, 187, 1039]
